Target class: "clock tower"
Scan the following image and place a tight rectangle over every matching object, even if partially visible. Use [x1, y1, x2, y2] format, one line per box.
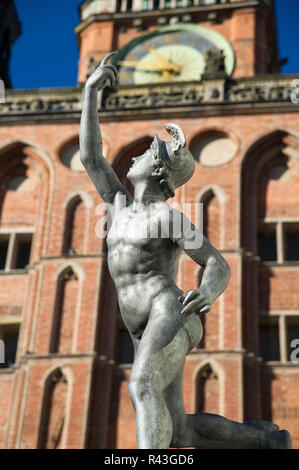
[76, 0, 280, 84]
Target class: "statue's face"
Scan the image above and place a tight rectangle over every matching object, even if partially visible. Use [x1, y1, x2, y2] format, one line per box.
[127, 147, 155, 185]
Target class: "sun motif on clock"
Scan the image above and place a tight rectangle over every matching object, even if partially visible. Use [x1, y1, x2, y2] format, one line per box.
[114, 24, 235, 85]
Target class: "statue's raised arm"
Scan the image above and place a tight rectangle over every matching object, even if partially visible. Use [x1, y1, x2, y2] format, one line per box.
[79, 52, 132, 205]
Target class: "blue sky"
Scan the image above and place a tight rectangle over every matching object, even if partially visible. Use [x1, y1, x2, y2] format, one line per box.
[9, 0, 299, 89]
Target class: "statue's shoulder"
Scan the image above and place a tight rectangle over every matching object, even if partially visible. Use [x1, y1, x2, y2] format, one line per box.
[154, 201, 173, 219]
[113, 190, 133, 208]
[155, 202, 184, 230]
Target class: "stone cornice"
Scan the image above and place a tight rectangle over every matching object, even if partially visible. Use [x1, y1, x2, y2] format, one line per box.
[0, 74, 298, 124]
[76, 1, 266, 35]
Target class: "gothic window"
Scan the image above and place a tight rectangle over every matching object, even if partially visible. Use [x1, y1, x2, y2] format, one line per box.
[50, 268, 79, 353]
[63, 196, 86, 255]
[0, 231, 33, 271]
[0, 323, 20, 368]
[202, 190, 221, 249]
[195, 363, 219, 414]
[0, 155, 39, 271]
[38, 369, 68, 449]
[242, 131, 299, 366]
[0, 161, 40, 227]
[259, 314, 299, 363]
[257, 155, 299, 263]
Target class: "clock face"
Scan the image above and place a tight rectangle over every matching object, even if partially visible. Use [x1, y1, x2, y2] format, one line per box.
[115, 25, 235, 85]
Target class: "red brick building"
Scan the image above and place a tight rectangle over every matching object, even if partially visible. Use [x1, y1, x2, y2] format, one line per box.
[0, 0, 299, 449]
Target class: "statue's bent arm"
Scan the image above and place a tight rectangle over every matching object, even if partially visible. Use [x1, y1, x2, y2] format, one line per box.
[167, 208, 231, 315]
[79, 59, 132, 206]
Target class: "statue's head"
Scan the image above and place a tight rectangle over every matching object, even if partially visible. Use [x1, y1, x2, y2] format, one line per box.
[127, 123, 195, 200]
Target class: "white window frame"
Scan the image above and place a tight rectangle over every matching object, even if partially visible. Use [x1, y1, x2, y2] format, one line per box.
[260, 311, 299, 363]
[0, 227, 34, 272]
[258, 218, 299, 264]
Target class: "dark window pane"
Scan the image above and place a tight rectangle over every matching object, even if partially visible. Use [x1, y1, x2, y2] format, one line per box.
[1, 324, 19, 368]
[0, 236, 9, 270]
[286, 233, 299, 261]
[285, 224, 299, 261]
[14, 235, 32, 269]
[258, 224, 277, 261]
[287, 317, 299, 362]
[116, 330, 134, 364]
[259, 318, 280, 361]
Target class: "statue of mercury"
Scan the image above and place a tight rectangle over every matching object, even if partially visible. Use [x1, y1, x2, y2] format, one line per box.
[80, 53, 292, 449]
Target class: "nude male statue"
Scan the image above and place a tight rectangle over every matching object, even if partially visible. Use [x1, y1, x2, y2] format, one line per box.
[80, 53, 292, 449]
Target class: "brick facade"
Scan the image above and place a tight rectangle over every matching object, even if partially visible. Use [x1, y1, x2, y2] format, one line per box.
[0, 0, 298, 449]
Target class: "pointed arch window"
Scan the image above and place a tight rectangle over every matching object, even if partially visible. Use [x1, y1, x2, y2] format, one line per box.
[38, 369, 68, 449]
[200, 189, 221, 249]
[195, 363, 219, 414]
[242, 130, 299, 364]
[257, 154, 299, 264]
[63, 196, 86, 256]
[50, 267, 79, 353]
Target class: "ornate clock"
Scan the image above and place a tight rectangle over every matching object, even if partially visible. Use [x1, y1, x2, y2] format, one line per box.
[114, 24, 235, 85]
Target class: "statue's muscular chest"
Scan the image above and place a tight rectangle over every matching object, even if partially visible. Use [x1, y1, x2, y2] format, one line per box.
[107, 204, 160, 247]
[106, 204, 164, 278]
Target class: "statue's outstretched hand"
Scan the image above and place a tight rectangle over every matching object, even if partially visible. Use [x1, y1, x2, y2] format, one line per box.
[179, 289, 212, 316]
[86, 51, 119, 91]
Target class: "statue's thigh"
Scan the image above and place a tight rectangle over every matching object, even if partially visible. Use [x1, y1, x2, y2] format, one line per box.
[132, 316, 190, 391]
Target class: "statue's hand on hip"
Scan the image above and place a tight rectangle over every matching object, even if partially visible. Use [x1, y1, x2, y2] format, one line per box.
[179, 289, 213, 316]
[85, 51, 119, 91]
